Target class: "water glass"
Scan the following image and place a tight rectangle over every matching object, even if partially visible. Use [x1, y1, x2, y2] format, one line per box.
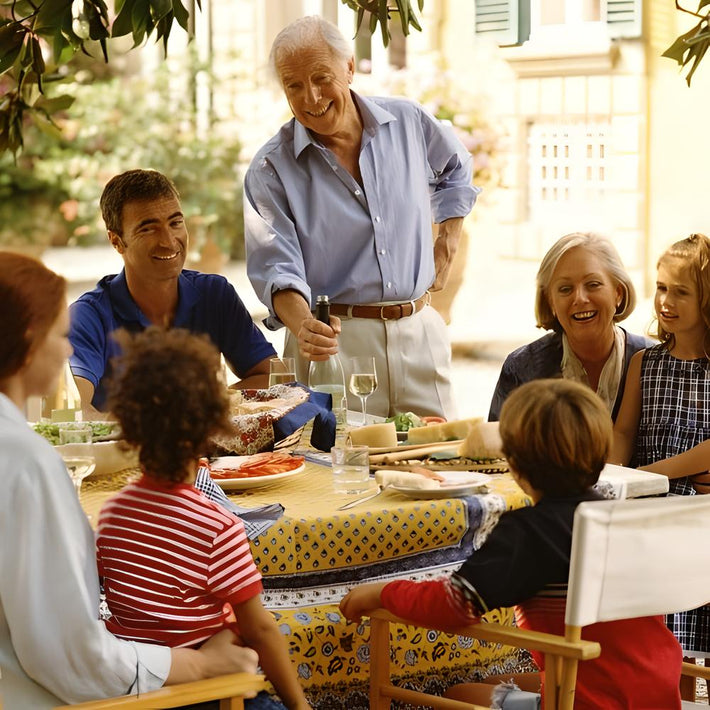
[268, 357, 297, 387]
[59, 422, 93, 445]
[331, 444, 370, 494]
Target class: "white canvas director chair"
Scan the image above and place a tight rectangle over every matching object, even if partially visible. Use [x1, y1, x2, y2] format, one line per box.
[367, 495, 710, 709]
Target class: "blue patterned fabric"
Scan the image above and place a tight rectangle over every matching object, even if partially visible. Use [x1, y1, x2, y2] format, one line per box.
[194, 467, 284, 539]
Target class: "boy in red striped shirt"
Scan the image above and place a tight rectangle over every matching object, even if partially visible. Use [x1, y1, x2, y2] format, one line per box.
[96, 327, 309, 710]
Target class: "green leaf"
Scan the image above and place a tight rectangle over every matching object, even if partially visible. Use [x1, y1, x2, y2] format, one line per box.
[111, 0, 136, 37]
[398, 0, 409, 34]
[149, 0, 172, 22]
[28, 109, 64, 140]
[132, 0, 151, 44]
[662, 23, 701, 65]
[0, 41, 22, 74]
[172, 0, 189, 31]
[33, 93, 76, 112]
[354, 6, 365, 36]
[685, 37, 710, 84]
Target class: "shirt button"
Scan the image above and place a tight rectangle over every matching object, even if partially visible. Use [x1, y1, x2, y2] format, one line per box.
[386, 282, 392, 288]
[375, 216, 381, 223]
[380, 249, 386, 255]
[354, 189, 361, 196]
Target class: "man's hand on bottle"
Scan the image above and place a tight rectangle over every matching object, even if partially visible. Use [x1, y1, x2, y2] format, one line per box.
[298, 316, 341, 361]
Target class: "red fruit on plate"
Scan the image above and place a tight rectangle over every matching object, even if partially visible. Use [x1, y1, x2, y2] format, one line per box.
[421, 416, 446, 425]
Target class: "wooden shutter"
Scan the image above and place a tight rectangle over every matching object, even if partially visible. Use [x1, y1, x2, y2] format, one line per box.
[606, 0, 641, 38]
[474, 0, 531, 47]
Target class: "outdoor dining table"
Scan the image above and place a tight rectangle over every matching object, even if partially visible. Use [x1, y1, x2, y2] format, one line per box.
[80, 456, 533, 709]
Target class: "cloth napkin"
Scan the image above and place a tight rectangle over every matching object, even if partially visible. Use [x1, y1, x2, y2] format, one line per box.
[273, 383, 336, 452]
[194, 466, 284, 539]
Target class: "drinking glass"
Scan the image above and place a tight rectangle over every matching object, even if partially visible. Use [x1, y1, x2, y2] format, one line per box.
[58, 422, 93, 445]
[331, 444, 370, 494]
[268, 357, 297, 387]
[349, 356, 378, 426]
[61, 455, 96, 499]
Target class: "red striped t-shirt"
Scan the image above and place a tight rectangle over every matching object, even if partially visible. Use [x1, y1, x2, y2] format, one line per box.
[96, 475, 263, 648]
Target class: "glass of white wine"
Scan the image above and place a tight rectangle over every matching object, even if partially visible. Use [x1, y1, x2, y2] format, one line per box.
[61, 456, 96, 500]
[268, 357, 297, 387]
[349, 356, 378, 426]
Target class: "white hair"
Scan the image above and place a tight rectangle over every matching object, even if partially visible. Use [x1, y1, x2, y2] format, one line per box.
[269, 15, 353, 80]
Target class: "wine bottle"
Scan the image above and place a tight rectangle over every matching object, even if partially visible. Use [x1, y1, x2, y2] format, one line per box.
[308, 295, 347, 436]
[49, 362, 83, 423]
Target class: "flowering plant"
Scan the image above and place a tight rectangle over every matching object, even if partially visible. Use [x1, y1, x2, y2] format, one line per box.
[355, 56, 507, 193]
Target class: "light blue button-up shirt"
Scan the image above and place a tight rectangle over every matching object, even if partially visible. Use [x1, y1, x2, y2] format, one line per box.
[244, 93, 480, 329]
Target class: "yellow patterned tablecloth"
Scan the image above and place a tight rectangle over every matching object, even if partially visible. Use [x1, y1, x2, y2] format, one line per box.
[81, 463, 532, 709]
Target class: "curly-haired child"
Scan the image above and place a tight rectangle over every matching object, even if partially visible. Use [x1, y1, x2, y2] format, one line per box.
[96, 327, 310, 710]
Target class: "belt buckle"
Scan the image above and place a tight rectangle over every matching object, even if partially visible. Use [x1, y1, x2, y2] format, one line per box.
[379, 305, 390, 321]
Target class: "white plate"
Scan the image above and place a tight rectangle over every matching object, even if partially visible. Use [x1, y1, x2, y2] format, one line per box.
[390, 471, 490, 499]
[210, 455, 306, 490]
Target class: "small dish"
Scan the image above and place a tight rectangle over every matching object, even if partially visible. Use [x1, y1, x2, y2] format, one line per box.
[210, 455, 306, 490]
[390, 471, 490, 499]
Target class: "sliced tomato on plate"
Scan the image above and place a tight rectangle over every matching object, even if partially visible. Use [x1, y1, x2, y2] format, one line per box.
[211, 452, 305, 479]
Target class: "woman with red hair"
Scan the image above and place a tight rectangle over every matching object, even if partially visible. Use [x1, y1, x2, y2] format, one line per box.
[0, 252, 258, 709]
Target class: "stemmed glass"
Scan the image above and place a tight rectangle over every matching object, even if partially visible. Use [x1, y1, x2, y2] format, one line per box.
[349, 356, 378, 426]
[61, 456, 96, 499]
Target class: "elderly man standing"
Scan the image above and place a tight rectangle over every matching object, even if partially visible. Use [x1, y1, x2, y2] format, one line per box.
[244, 16, 479, 419]
[70, 169, 276, 418]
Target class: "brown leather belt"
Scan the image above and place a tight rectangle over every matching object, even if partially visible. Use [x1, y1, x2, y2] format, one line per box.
[329, 293, 430, 320]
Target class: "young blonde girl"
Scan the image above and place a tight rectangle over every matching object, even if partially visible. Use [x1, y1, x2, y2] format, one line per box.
[611, 232, 710, 661]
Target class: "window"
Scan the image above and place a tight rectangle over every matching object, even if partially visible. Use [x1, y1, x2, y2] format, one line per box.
[527, 120, 610, 226]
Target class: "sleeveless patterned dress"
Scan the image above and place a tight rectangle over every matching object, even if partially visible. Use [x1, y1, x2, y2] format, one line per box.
[634, 344, 710, 655]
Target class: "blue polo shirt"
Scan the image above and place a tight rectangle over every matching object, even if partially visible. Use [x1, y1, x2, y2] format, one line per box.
[69, 269, 276, 411]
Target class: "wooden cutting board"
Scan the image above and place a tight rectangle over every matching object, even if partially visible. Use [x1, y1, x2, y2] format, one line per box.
[371, 457, 509, 473]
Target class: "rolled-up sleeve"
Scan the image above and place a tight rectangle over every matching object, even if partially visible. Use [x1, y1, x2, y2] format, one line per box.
[418, 106, 480, 223]
[244, 161, 311, 327]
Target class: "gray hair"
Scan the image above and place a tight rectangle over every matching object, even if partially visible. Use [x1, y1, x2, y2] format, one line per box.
[535, 232, 637, 331]
[269, 16, 353, 80]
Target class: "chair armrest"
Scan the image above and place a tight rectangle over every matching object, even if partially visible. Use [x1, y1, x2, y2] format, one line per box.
[368, 609, 601, 662]
[681, 662, 710, 680]
[54, 672, 268, 709]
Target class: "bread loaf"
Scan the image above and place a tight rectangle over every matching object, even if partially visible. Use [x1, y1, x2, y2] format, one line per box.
[406, 417, 482, 445]
[375, 470, 440, 489]
[348, 422, 398, 448]
[457, 421, 504, 460]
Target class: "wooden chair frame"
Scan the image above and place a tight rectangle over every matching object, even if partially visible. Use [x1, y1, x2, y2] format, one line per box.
[367, 496, 710, 710]
[54, 672, 268, 709]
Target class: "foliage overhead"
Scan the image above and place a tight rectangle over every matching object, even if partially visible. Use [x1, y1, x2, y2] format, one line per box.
[664, 0, 710, 85]
[0, 0, 424, 156]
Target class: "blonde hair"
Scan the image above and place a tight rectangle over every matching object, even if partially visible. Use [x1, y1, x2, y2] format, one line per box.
[655, 233, 710, 352]
[499, 379, 611, 497]
[535, 232, 636, 332]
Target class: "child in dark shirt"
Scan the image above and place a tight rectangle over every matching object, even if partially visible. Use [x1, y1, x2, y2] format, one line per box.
[340, 378, 682, 709]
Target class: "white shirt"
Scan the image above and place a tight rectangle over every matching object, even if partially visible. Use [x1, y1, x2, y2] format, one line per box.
[0, 394, 170, 708]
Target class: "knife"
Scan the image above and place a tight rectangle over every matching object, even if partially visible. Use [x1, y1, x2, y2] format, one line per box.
[336, 485, 385, 511]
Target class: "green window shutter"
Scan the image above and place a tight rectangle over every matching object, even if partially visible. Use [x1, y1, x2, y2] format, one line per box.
[606, 0, 641, 38]
[474, 0, 531, 47]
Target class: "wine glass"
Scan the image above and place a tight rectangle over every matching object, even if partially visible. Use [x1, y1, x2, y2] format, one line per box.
[268, 357, 297, 387]
[61, 456, 96, 499]
[349, 356, 378, 426]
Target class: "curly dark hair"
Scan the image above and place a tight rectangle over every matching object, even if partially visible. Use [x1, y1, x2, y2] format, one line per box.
[106, 327, 230, 483]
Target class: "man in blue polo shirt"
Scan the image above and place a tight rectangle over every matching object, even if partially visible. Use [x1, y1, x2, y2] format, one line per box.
[69, 169, 276, 418]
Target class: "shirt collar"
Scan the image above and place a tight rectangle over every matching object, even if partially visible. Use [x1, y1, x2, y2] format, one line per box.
[109, 269, 199, 327]
[292, 91, 397, 159]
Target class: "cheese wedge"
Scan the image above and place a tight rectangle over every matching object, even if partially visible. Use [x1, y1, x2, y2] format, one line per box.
[406, 417, 483, 445]
[457, 421, 504, 460]
[348, 422, 398, 448]
[375, 470, 440, 489]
